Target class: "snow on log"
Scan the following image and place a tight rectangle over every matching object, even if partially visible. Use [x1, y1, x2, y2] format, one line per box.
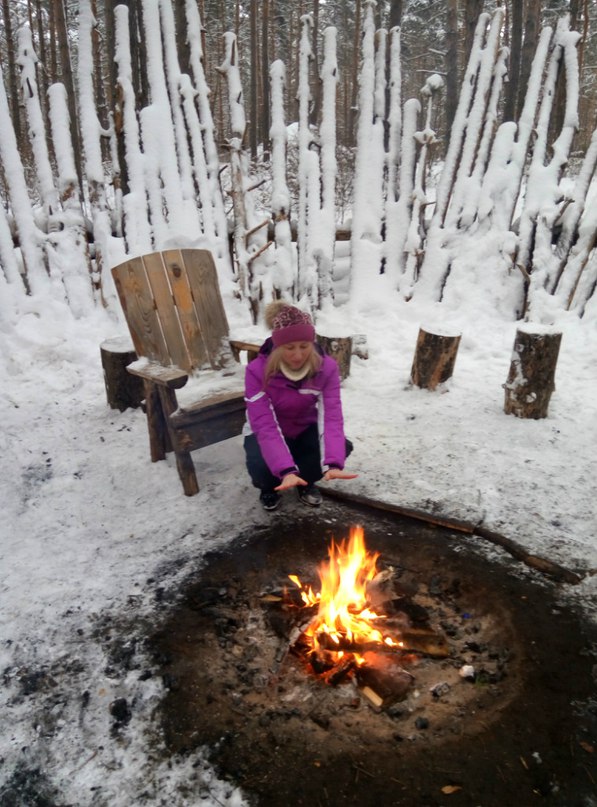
[503, 326, 562, 419]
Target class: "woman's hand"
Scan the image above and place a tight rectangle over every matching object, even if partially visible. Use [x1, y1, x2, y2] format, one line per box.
[275, 473, 308, 491]
[323, 468, 359, 482]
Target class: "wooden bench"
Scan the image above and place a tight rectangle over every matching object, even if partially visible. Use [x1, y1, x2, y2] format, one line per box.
[111, 249, 259, 496]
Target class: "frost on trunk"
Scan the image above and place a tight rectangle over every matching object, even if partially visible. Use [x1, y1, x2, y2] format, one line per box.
[114, 5, 152, 256]
[47, 83, 95, 317]
[314, 26, 338, 310]
[0, 59, 48, 296]
[349, 0, 387, 308]
[478, 27, 552, 235]
[184, 0, 234, 282]
[78, 0, 113, 304]
[269, 59, 295, 298]
[400, 77, 443, 301]
[414, 10, 507, 303]
[382, 26, 403, 291]
[157, 0, 195, 204]
[218, 32, 272, 323]
[17, 26, 59, 230]
[550, 129, 597, 313]
[386, 27, 402, 205]
[296, 13, 316, 305]
[140, 0, 186, 238]
[444, 8, 504, 229]
[524, 18, 581, 321]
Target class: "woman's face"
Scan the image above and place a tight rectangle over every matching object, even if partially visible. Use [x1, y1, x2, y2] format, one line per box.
[280, 341, 313, 370]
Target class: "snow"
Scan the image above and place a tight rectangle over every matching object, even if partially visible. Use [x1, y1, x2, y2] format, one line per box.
[1, 267, 596, 804]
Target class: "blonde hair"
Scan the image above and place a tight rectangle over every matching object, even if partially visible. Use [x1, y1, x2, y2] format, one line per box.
[264, 344, 322, 386]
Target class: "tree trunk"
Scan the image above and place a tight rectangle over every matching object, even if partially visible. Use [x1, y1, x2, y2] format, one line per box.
[503, 328, 562, 419]
[465, 0, 484, 64]
[2, 0, 23, 144]
[518, 0, 540, 119]
[503, 0, 522, 121]
[410, 328, 461, 390]
[52, 0, 83, 196]
[445, 0, 458, 143]
[388, 0, 403, 30]
[261, 0, 271, 157]
[250, 0, 258, 160]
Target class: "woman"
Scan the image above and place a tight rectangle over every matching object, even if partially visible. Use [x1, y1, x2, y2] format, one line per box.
[244, 301, 357, 510]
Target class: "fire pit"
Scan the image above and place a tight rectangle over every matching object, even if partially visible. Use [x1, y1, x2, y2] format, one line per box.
[150, 501, 597, 806]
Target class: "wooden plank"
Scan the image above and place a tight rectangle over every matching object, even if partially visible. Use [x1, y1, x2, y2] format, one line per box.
[182, 249, 230, 369]
[142, 252, 193, 373]
[126, 359, 188, 388]
[111, 258, 170, 364]
[161, 248, 209, 371]
[171, 393, 246, 449]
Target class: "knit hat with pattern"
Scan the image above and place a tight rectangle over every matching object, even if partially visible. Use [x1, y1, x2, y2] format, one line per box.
[265, 301, 315, 347]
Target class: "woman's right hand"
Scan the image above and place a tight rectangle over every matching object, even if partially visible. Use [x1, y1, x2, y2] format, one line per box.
[275, 473, 308, 491]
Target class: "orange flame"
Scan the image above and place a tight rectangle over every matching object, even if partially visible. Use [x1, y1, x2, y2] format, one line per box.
[290, 526, 400, 659]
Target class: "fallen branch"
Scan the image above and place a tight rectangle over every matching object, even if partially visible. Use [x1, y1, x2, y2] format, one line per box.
[320, 487, 583, 585]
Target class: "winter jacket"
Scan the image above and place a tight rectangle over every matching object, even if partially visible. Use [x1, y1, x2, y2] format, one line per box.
[244, 338, 347, 479]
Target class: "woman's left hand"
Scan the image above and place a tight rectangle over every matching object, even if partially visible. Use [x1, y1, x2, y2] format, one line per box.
[323, 468, 359, 481]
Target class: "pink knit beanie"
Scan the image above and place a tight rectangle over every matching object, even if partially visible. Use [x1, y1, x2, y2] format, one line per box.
[265, 301, 315, 347]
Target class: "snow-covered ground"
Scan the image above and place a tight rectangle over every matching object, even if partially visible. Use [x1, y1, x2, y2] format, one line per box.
[0, 289, 596, 805]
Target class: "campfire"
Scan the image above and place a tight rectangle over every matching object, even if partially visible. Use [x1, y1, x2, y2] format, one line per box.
[151, 509, 597, 805]
[274, 525, 450, 709]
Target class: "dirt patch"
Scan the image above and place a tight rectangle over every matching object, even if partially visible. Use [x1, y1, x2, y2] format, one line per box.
[150, 501, 597, 807]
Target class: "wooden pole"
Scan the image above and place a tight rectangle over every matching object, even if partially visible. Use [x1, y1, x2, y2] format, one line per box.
[410, 327, 461, 390]
[504, 327, 562, 418]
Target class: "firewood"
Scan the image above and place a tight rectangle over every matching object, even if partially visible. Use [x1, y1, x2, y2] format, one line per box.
[322, 655, 356, 686]
[356, 652, 414, 707]
[400, 628, 450, 658]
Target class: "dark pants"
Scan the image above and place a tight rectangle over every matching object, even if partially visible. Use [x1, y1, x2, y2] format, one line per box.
[244, 423, 353, 492]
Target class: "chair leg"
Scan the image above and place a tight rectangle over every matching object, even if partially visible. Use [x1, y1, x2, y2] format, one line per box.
[157, 386, 200, 496]
[144, 381, 168, 461]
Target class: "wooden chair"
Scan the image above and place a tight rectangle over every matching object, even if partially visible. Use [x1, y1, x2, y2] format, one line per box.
[111, 248, 259, 496]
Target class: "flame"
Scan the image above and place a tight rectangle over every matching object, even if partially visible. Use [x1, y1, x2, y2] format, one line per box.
[290, 526, 401, 661]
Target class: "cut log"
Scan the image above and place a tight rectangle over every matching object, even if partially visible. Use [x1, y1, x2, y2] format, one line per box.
[317, 334, 352, 380]
[356, 652, 415, 707]
[410, 327, 461, 390]
[503, 327, 562, 419]
[100, 336, 144, 411]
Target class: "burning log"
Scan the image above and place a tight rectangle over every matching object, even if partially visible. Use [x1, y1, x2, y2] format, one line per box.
[314, 625, 449, 658]
[356, 652, 415, 708]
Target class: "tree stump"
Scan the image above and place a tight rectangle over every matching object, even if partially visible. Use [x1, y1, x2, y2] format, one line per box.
[317, 334, 352, 380]
[100, 336, 144, 411]
[410, 327, 461, 390]
[503, 327, 562, 419]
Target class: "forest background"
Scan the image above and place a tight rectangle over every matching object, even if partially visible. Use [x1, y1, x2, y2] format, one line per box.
[2, 0, 597, 330]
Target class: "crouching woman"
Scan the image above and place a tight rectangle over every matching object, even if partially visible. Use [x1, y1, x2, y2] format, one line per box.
[243, 301, 357, 510]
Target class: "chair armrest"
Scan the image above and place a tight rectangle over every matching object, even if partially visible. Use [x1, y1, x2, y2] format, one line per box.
[126, 358, 189, 389]
[229, 339, 261, 363]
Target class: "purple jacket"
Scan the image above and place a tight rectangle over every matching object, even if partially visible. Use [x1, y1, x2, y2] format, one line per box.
[244, 339, 347, 479]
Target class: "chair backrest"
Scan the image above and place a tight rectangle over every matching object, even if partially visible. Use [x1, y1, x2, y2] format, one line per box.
[111, 249, 231, 373]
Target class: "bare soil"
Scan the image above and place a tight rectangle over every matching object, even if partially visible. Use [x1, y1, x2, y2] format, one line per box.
[150, 500, 597, 807]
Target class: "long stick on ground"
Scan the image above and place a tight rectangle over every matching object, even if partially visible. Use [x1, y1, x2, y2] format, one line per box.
[320, 487, 583, 585]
